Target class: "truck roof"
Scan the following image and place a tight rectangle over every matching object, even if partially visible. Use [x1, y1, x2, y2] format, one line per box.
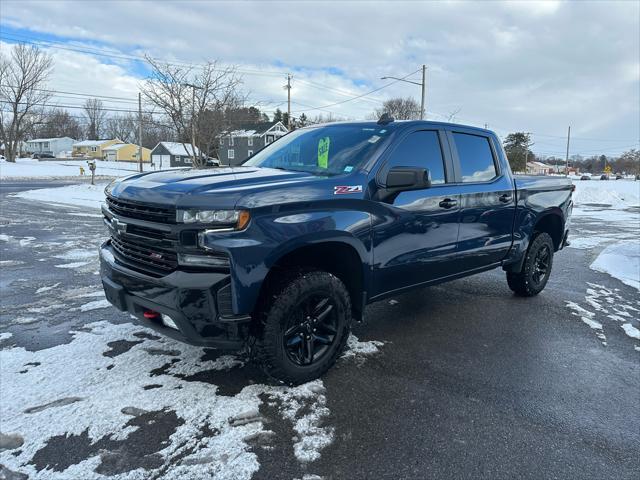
[300, 120, 495, 136]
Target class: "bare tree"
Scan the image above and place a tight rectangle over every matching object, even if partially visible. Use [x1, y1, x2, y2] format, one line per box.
[105, 113, 136, 143]
[0, 44, 53, 162]
[32, 108, 83, 140]
[372, 97, 421, 120]
[83, 98, 107, 140]
[141, 56, 244, 167]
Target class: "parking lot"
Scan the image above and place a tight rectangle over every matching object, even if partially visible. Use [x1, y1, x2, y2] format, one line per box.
[1, 180, 639, 480]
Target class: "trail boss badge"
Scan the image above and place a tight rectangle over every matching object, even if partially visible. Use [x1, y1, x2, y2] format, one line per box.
[334, 185, 363, 195]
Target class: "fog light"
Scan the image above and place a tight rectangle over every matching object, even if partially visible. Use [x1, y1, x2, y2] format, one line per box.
[162, 314, 178, 330]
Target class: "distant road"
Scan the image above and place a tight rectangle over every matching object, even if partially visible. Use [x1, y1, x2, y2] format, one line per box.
[0, 180, 76, 194]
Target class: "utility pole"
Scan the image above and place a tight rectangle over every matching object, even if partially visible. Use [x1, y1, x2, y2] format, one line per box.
[565, 125, 571, 176]
[184, 83, 202, 166]
[420, 64, 426, 120]
[381, 65, 427, 120]
[138, 92, 143, 173]
[284, 74, 292, 130]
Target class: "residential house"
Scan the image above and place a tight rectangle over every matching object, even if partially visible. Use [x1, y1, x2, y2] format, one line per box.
[102, 143, 151, 162]
[526, 161, 553, 175]
[26, 137, 76, 157]
[218, 121, 288, 166]
[150, 142, 201, 168]
[72, 139, 122, 159]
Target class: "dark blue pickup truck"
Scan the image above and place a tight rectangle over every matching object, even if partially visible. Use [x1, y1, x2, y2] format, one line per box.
[100, 119, 573, 383]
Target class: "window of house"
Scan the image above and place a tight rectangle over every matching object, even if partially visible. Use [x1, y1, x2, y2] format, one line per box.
[247, 150, 253, 157]
[91, 146, 97, 152]
[219, 138, 224, 146]
[228, 149, 235, 159]
[229, 137, 234, 147]
[248, 137, 253, 147]
[266, 135, 274, 144]
[380, 130, 446, 184]
[184, 157, 192, 164]
[452, 132, 497, 183]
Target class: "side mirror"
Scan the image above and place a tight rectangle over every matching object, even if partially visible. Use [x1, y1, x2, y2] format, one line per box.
[386, 166, 431, 191]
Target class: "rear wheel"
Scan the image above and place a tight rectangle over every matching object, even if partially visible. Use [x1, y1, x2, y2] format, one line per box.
[507, 232, 554, 297]
[252, 270, 351, 385]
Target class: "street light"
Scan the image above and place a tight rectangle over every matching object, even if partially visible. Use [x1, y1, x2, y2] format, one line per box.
[381, 65, 427, 120]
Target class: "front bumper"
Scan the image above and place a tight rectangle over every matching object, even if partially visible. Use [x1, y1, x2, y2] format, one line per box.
[99, 240, 251, 349]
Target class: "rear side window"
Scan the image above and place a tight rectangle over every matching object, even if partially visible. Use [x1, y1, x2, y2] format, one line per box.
[382, 130, 446, 184]
[452, 132, 497, 182]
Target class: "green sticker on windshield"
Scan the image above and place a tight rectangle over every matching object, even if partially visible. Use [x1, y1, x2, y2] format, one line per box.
[318, 137, 330, 169]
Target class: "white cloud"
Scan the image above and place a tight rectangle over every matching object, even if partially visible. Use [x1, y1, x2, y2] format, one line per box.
[1, 0, 638, 156]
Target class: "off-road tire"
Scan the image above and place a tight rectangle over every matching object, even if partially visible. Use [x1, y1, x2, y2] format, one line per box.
[252, 270, 352, 385]
[507, 232, 555, 297]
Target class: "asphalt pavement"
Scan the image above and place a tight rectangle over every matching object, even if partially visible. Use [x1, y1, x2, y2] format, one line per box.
[0, 180, 638, 480]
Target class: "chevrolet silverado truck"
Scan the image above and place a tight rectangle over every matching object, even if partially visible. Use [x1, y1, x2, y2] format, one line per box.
[100, 119, 573, 384]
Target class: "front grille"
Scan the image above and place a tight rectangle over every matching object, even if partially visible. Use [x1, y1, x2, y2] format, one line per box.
[111, 236, 177, 275]
[106, 196, 175, 224]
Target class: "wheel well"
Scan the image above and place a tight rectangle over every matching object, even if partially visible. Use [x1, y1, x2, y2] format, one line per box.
[534, 214, 563, 250]
[261, 242, 364, 320]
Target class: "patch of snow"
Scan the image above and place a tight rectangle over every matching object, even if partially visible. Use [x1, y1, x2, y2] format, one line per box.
[621, 323, 640, 340]
[342, 334, 385, 361]
[0, 260, 24, 267]
[0, 234, 13, 242]
[0, 332, 13, 341]
[54, 261, 91, 269]
[572, 180, 640, 208]
[78, 299, 111, 312]
[18, 236, 35, 246]
[53, 249, 97, 261]
[36, 283, 61, 294]
[590, 241, 640, 290]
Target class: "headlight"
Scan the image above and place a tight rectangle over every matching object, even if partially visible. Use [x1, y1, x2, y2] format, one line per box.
[176, 209, 250, 230]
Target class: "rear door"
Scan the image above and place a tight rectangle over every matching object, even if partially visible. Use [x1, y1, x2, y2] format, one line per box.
[371, 129, 461, 297]
[445, 128, 516, 272]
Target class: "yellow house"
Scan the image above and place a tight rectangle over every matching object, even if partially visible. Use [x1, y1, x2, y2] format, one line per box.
[102, 143, 151, 162]
[72, 139, 122, 159]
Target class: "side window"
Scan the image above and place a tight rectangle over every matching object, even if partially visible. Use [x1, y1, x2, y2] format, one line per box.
[452, 132, 497, 182]
[382, 130, 446, 184]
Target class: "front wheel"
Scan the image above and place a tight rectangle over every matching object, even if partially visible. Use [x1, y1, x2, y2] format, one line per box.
[506, 232, 554, 297]
[252, 270, 352, 385]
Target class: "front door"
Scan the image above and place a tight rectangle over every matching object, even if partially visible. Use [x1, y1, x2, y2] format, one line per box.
[371, 129, 461, 298]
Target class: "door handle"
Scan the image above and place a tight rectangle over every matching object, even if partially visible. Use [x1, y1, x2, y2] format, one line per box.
[499, 194, 512, 203]
[439, 198, 458, 209]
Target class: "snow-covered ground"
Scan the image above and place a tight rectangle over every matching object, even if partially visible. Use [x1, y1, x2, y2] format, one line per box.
[0, 157, 163, 179]
[0, 316, 384, 479]
[569, 179, 640, 290]
[15, 183, 109, 209]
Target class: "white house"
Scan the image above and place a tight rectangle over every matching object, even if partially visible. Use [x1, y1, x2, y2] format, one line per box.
[526, 161, 553, 175]
[26, 137, 76, 157]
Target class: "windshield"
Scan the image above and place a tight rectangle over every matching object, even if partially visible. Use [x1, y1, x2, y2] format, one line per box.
[242, 125, 392, 175]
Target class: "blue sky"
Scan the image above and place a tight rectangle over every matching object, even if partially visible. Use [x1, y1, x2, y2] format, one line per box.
[1, 0, 638, 158]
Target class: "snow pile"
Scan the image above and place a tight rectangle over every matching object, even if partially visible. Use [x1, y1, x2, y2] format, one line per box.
[14, 183, 108, 209]
[572, 180, 640, 208]
[590, 241, 640, 290]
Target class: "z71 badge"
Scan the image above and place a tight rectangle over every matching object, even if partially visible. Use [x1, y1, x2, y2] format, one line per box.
[334, 185, 363, 195]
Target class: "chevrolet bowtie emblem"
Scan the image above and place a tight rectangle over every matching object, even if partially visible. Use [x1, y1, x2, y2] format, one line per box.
[111, 218, 127, 235]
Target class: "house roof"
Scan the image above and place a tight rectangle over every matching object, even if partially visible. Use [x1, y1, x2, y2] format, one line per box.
[223, 121, 287, 137]
[527, 161, 552, 168]
[27, 137, 75, 143]
[73, 139, 119, 147]
[102, 143, 130, 151]
[155, 142, 201, 156]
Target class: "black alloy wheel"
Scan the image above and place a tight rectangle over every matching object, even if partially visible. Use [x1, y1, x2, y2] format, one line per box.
[283, 295, 338, 366]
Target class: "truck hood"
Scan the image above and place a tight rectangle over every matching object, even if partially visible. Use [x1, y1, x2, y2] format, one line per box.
[110, 166, 365, 209]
